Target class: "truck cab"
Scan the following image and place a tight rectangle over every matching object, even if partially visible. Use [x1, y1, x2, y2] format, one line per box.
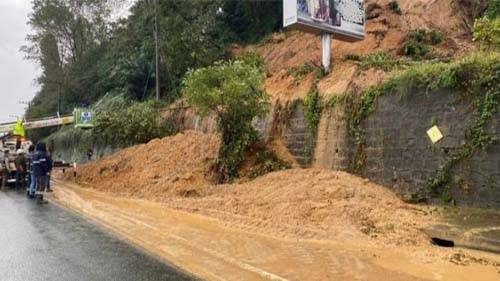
[0, 136, 32, 186]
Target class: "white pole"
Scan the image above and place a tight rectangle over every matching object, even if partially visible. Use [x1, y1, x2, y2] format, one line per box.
[322, 33, 331, 73]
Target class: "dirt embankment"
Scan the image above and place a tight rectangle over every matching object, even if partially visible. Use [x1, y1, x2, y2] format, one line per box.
[70, 131, 220, 200]
[169, 168, 435, 246]
[63, 131, 434, 247]
[234, 0, 473, 102]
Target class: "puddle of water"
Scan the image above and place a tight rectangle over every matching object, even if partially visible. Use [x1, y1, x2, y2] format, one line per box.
[425, 206, 500, 253]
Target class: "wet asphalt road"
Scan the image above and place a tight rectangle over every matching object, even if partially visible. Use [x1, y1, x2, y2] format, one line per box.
[0, 189, 195, 281]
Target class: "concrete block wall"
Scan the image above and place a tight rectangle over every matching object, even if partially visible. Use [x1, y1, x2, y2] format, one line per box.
[49, 90, 499, 207]
[359, 91, 499, 207]
[281, 104, 312, 166]
[275, 90, 499, 207]
[162, 92, 499, 207]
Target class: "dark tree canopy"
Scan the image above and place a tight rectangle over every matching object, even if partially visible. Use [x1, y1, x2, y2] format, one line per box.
[23, 0, 282, 141]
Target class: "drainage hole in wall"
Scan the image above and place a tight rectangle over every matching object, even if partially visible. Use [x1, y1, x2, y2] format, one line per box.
[431, 237, 455, 247]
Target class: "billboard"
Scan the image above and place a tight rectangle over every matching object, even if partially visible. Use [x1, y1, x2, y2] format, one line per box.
[284, 0, 365, 41]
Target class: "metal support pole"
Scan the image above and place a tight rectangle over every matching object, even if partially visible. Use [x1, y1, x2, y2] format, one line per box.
[57, 83, 61, 117]
[322, 33, 331, 73]
[154, 0, 160, 100]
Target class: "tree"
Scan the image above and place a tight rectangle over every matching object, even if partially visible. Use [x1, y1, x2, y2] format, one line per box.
[220, 0, 282, 43]
[183, 57, 269, 182]
[22, 0, 112, 118]
[473, 17, 500, 50]
[22, 0, 282, 144]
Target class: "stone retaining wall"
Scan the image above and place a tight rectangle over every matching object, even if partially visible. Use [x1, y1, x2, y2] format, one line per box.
[49, 90, 499, 207]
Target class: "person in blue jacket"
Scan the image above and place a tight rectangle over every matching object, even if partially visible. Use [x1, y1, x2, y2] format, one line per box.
[32, 142, 52, 204]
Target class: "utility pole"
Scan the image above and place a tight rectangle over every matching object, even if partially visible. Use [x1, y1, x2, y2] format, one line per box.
[57, 82, 62, 117]
[19, 101, 31, 112]
[154, 0, 160, 100]
[45, 80, 63, 116]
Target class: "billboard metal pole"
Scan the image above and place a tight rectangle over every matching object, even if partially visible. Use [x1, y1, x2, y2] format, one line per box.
[322, 33, 331, 73]
[283, 0, 365, 73]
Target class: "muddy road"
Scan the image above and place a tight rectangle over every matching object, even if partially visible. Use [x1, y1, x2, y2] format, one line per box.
[0, 189, 194, 281]
[50, 180, 500, 281]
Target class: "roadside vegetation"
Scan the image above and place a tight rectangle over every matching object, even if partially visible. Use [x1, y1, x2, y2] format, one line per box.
[23, 0, 282, 142]
[183, 56, 270, 182]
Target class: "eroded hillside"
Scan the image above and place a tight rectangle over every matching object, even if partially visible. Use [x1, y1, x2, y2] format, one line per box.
[237, 0, 474, 101]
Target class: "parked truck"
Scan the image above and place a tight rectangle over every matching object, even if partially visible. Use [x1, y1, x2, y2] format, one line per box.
[0, 109, 92, 187]
[0, 136, 32, 186]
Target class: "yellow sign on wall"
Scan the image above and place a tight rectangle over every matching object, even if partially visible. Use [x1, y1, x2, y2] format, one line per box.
[427, 125, 443, 144]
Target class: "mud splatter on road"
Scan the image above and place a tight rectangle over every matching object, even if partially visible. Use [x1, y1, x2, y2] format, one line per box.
[51, 181, 500, 281]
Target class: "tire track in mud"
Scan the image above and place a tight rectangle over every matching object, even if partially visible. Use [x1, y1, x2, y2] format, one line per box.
[50, 180, 500, 281]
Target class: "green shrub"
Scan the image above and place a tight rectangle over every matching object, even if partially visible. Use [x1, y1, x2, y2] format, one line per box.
[326, 95, 345, 108]
[248, 147, 291, 179]
[404, 41, 430, 58]
[287, 62, 320, 84]
[441, 188, 454, 203]
[390, 1, 402, 15]
[345, 52, 398, 70]
[362, 52, 396, 70]
[93, 101, 167, 146]
[344, 54, 362, 61]
[236, 52, 266, 71]
[304, 86, 323, 132]
[473, 17, 500, 50]
[430, 30, 442, 45]
[303, 81, 323, 163]
[183, 58, 269, 182]
[410, 29, 428, 42]
[486, 0, 500, 19]
[403, 29, 441, 58]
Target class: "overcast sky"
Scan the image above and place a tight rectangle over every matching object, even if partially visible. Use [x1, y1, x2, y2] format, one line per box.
[0, 0, 38, 124]
[0, 0, 135, 124]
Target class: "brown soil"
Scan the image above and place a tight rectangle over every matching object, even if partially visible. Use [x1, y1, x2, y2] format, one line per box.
[267, 139, 301, 168]
[63, 131, 434, 247]
[52, 180, 500, 281]
[55, 131, 500, 280]
[67, 131, 220, 199]
[167, 168, 435, 247]
[236, 0, 474, 102]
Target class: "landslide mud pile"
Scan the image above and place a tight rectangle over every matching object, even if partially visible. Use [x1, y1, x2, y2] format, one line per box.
[168, 168, 435, 246]
[65, 131, 434, 246]
[68, 131, 220, 200]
